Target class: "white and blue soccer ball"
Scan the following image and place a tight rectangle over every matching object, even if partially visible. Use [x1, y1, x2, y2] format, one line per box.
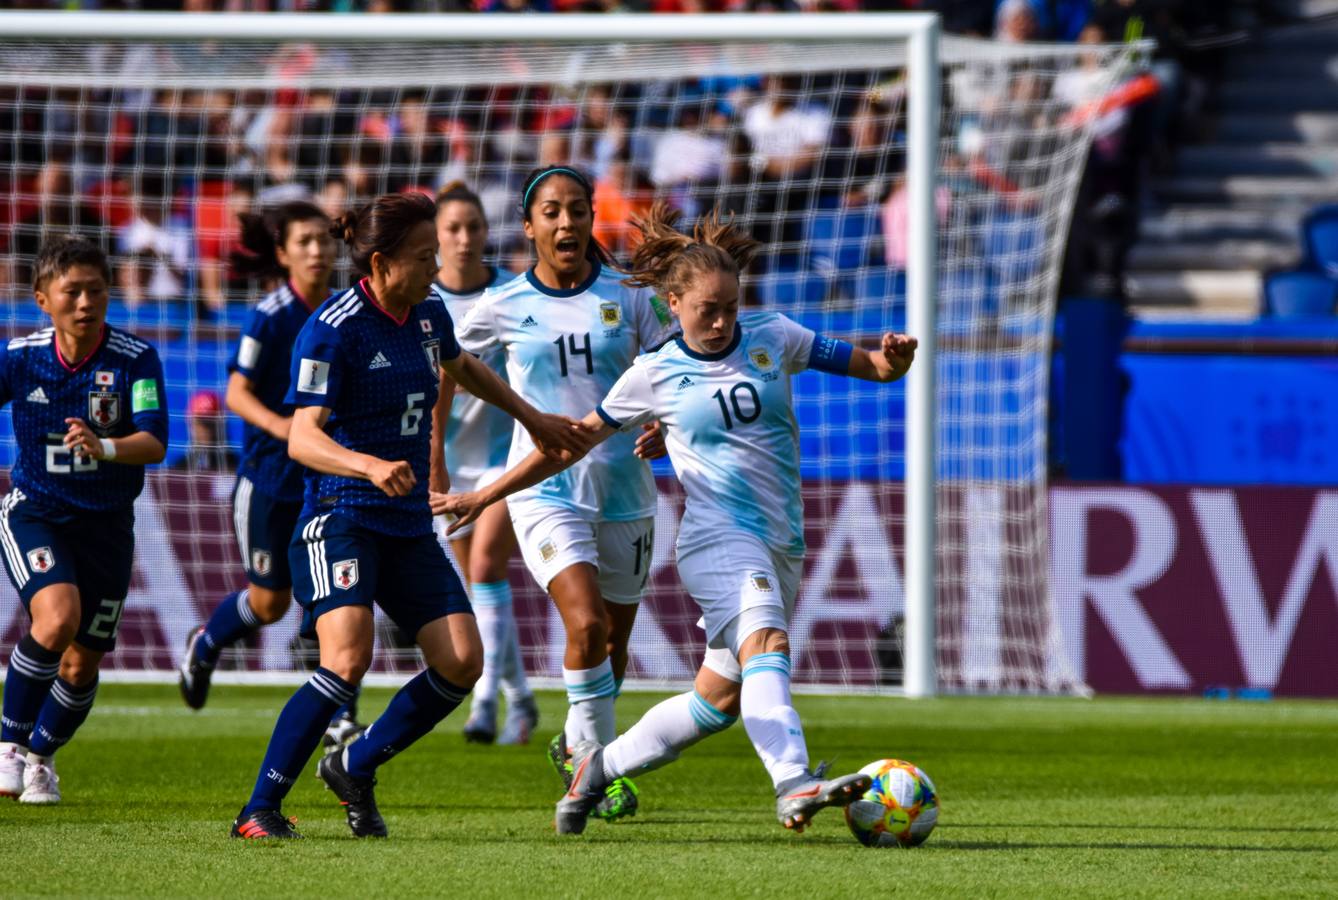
[843, 759, 939, 847]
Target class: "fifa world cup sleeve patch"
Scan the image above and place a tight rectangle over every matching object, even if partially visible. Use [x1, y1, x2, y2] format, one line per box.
[131, 378, 161, 413]
[297, 359, 331, 395]
[649, 294, 673, 327]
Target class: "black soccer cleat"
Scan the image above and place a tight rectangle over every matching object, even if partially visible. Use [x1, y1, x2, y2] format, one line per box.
[231, 807, 302, 840]
[178, 626, 214, 711]
[317, 748, 388, 838]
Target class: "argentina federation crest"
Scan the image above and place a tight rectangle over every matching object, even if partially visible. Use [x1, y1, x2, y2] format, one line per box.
[748, 347, 779, 382]
[88, 390, 121, 431]
[422, 339, 441, 373]
[332, 559, 359, 590]
[599, 301, 623, 336]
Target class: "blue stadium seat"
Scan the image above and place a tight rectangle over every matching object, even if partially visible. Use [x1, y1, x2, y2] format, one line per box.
[1263, 269, 1337, 317]
[1301, 204, 1338, 275]
[752, 268, 830, 311]
[981, 211, 1046, 283]
[806, 205, 881, 279]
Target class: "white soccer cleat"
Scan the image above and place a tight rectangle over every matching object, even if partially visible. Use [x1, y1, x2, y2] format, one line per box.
[0, 742, 26, 798]
[19, 754, 60, 805]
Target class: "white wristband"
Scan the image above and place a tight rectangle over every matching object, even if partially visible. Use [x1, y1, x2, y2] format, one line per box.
[99, 438, 117, 461]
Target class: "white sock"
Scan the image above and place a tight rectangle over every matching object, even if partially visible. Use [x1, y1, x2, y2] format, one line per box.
[602, 690, 737, 781]
[494, 588, 533, 704]
[562, 658, 617, 745]
[470, 581, 512, 708]
[740, 652, 809, 788]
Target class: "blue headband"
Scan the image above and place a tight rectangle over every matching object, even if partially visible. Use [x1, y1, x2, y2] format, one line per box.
[522, 167, 590, 213]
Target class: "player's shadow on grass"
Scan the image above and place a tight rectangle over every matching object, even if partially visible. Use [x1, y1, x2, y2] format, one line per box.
[955, 823, 1338, 834]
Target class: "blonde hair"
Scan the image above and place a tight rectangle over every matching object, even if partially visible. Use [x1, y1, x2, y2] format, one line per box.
[621, 202, 760, 299]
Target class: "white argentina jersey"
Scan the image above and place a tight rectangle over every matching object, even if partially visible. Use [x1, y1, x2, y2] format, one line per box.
[456, 262, 676, 521]
[430, 267, 513, 483]
[597, 311, 844, 557]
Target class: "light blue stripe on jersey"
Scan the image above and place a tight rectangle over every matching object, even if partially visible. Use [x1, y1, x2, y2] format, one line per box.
[689, 691, 737, 733]
[741, 652, 792, 679]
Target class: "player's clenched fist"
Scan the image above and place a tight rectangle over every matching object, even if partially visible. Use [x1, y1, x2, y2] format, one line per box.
[879, 333, 917, 382]
[63, 417, 108, 460]
[367, 459, 416, 497]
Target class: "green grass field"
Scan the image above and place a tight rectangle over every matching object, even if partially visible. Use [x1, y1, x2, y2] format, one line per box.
[2, 685, 1335, 898]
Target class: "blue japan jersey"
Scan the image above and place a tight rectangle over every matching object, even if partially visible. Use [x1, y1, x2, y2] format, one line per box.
[0, 325, 168, 513]
[230, 282, 331, 502]
[286, 279, 461, 537]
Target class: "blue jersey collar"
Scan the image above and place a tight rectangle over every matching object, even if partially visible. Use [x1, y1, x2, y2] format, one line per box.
[675, 323, 742, 362]
[525, 260, 601, 298]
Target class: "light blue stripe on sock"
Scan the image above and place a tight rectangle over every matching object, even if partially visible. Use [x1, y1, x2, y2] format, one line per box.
[690, 692, 736, 733]
[471, 580, 513, 608]
[565, 673, 617, 701]
[742, 652, 791, 679]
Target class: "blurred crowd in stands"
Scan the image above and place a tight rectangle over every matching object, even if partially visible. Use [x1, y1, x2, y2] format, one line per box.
[0, 1, 1285, 315]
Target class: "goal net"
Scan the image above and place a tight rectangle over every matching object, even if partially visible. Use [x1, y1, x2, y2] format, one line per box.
[0, 15, 1137, 693]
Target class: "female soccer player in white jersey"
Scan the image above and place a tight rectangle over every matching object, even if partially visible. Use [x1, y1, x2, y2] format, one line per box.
[230, 192, 590, 840]
[441, 202, 918, 835]
[178, 201, 363, 744]
[427, 182, 538, 745]
[454, 166, 673, 821]
[0, 237, 168, 804]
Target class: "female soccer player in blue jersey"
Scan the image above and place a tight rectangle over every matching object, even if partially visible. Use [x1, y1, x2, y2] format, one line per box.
[442, 203, 918, 835]
[178, 201, 362, 742]
[427, 182, 538, 746]
[454, 166, 673, 821]
[0, 237, 168, 805]
[231, 192, 591, 840]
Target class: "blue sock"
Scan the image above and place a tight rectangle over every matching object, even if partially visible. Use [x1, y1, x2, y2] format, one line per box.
[29, 676, 98, 756]
[243, 667, 355, 816]
[2, 635, 61, 747]
[344, 669, 468, 778]
[198, 590, 259, 668]
[329, 685, 362, 725]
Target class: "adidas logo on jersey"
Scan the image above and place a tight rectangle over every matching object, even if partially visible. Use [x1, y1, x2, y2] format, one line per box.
[520, 315, 539, 328]
[676, 376, 694, 391]
[368, 352, 391, 370]
[25, 387, 48, 404]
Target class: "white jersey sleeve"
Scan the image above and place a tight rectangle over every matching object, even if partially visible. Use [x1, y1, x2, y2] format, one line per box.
[597, 360, 658, 432]
[777, 314, 818, 373]
[631, 288, 678, 353]
[455, 293, 501, 356]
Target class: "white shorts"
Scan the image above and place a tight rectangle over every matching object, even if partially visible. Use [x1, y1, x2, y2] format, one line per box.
[440, 464, 506, 539]
[510, 500, 654, 605]
[677, 532, 803, 659]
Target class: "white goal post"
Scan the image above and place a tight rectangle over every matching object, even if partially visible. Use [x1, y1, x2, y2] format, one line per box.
[0, 11, 1137, 696]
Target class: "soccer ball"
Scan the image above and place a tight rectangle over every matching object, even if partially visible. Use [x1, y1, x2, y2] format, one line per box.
[843, 759, 938, 847]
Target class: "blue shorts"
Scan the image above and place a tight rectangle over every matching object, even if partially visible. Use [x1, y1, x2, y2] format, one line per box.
[232, 475, 301, 590]
[289, 512, 471, 640]
[0, 489, 134, 653]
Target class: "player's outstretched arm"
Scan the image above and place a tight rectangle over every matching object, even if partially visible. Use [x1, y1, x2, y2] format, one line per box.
[428, 368, 455, 494]
[63, 418, 165, 465]
[225, 371, 291, 442]
[846, 332, 918, 383]
[288, 405, 415, 497]
[441, 350, 594, 459]
[434, 409, 616, 534]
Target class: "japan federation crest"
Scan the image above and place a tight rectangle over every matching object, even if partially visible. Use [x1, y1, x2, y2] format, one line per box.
[420, 318, 433, 334]
[422, 339, 441, 372]
[332, 559, 359, 590]
[251, 549, 273, 577]
[599, 301, 622, 328]
[748, 348, 774, 372]
[88, 391, 121, 430]
[27, 547, 54, 573]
